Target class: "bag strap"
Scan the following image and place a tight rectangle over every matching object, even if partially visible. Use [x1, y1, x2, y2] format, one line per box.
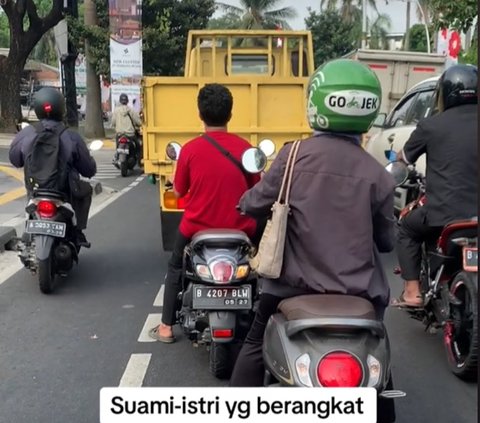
[277, 140, 301, 204]
[126, 111, 138, 131]
[201, 133, 248, 181]
[284, 140, 301, 204]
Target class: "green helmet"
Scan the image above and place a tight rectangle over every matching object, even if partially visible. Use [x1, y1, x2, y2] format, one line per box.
[307, 59, 382, 133]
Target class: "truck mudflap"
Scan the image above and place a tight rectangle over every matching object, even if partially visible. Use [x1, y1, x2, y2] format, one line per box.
[161, 210, 183, 251]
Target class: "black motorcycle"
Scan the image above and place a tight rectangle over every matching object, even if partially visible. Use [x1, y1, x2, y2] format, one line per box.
[114, 133, 141, 177]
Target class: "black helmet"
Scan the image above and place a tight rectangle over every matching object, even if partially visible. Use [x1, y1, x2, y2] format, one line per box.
[435, 64, 478, 112]
[33, 87, 66, 121]
[119, 93, 129, 105]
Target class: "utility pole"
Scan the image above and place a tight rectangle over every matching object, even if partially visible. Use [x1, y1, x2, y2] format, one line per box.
[361, 0, 367, 48]
[62, 0, 79, 127]
[404, 0, 411, 51]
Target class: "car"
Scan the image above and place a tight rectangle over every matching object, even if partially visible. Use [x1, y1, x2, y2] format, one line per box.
[365, 76, 439, 210]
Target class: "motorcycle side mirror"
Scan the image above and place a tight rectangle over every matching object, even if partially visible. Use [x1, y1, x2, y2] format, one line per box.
[385, 161, 409, 186]
[89, 140, 104, 151]
[166, 142, 181, 161]
[242, 147, 267, 173]
[258, 139, 276, 157]
[384, 149, 397, 162]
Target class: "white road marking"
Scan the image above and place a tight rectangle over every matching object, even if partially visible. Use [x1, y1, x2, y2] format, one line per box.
[135, 177, 144, 182]
[138, 313, 163, 342]
[153, 285, 164, 307]
[118, 353, 151, 387]
[130, 181, 140, 187]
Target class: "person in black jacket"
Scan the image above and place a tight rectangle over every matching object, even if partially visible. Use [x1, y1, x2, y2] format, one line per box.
[393, 64, 478, 307]
[9, 88, 97, 247]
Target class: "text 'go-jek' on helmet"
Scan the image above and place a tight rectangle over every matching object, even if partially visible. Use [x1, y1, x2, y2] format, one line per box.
[307, 59, 382, 134]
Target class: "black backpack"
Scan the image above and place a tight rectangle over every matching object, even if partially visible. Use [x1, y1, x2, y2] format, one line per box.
[24, 122, 68, 193]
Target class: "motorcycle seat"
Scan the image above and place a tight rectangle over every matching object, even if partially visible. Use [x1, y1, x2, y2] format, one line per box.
[191, 229, 251, 248]
[278, 294, 377, 321]
[32, 189, 66, 201]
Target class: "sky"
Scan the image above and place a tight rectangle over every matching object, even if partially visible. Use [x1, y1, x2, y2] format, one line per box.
[215, 0, 422, 34]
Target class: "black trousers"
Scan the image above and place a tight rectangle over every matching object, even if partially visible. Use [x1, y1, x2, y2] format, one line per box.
[396, 207, 442, 280]
[161, 231, 190, 326]
[229, 293, 396, 423]
[70, 180, 92, 230]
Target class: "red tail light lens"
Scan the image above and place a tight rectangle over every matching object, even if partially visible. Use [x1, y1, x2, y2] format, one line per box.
[317, 352, 363, 387]
[210, 261, 234, 283]
[119, 137, 128, 144]
[37, 200, 57, 218]
[212, 329, 233, 338]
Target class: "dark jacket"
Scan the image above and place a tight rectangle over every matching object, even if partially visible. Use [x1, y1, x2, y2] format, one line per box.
[240, 134, 396, 307]
[9, 120, 97, 192]
[403, 104, 477, 226]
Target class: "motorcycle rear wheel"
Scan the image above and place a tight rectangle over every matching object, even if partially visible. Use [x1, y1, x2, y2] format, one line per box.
[120, 159, 128, 177]
[209, 342, 233, 380]
[38, 254, 55, 294]
[444, 271, 478, 380]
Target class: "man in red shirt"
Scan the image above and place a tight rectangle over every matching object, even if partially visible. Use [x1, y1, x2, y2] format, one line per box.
[149, 83, 260, 343]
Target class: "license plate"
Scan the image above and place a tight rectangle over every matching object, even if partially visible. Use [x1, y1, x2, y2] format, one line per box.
[192, 284, 252, 310]
[25, 220, 66, 237]
[117, 148, 129, 154]
[463, 247, 478, 272]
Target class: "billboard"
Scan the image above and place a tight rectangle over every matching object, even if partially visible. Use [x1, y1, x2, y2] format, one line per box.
[109, 0, 143, 111]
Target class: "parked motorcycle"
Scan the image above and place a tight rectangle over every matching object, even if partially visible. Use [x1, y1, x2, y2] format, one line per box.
[114, 133, 141, 177]
[16, 140, 104, 294]
[164, 140, 272, 379]
[386, 160, 478, 380]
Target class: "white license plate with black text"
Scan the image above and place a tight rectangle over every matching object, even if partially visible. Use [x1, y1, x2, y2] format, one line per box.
[25, 220, 66, 237]
[192, 284, 252, 310]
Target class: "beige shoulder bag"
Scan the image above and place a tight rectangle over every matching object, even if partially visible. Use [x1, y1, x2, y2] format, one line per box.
[250, 140, 301, 279]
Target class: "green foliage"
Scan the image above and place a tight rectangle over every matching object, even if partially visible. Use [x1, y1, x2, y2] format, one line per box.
[305, 8, 357, 67]
[68, 0, 110, 77]
[208, 12, 242, 29]
[368, 13, 392, 50]
[143, 0, 216, 76]
[407, 23, 434, 52]
[429, 0, 478, 32]
[0, 12, 8, 48]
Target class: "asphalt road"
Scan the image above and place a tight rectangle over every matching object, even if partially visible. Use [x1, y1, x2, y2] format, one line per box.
[0, 179, 477, 423]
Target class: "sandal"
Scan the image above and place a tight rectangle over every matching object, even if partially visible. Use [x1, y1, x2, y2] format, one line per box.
[148, 326, 176, 343]
[390, 292, 423, 309]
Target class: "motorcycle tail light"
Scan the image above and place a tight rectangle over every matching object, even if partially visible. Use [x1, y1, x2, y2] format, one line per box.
[210, 260, 234, 283]
[37, 200, 57, 218]
[119, 137, 128, 144]
[195, 265, 211, 279]
[235, 264, 250, 279]
[366, 354, 381, 387]
[212, 329, 233, 338]
[295, 353, 313, 387]
[317, 352, 363, 387]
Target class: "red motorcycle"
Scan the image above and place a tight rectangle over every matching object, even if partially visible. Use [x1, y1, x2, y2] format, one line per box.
[386, 161, 478, 380]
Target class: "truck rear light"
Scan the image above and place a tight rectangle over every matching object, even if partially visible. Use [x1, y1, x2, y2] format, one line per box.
[37, 200, 57, 218]
[210, 260, 234, 283]
[212, 329, 233, 338]
[163, 191, 178, 209]
[317, 352, 363, 387]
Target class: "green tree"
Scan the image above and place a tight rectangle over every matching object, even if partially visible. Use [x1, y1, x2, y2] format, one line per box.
[407, 23, 434, 52]
[320, 0, 378, 25]
[0, 0, 64, 130]
[208, 11, 242, 29]
[216, 0, 297, 29]
[369, 13, 392, 50]
[0, 11, 9, 47]
[143, 0, 216, 76]
[305, 8, 357, 67]
[429, 0, 477, 32]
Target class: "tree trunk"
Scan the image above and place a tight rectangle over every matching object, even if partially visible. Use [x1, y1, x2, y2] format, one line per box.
[0, 58, 24, 130]
[84, 0, 105, 138]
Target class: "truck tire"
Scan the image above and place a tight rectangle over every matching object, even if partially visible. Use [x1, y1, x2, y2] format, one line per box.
[209, 342, 232, 380]
[444, 271, 478, 380]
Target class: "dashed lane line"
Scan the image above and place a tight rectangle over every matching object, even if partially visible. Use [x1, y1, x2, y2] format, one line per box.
[118, 353, 152, 387]
[137, 313, 163, 342]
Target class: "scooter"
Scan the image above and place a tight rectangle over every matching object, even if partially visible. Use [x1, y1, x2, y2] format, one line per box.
[114, 133, 141, 177]
[164, 140, 273, 379]
[385, 160, 478, 380]
[16, 140, 104, 294]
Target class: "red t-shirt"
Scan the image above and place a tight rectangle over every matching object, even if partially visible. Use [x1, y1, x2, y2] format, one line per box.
[174, 131, 260, 239]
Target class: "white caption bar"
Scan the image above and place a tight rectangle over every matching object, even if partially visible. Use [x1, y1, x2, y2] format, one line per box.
[100, 387, 376, 423]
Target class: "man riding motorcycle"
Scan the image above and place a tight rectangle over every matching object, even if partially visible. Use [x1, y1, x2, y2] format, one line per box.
[111, 93, 142, 163]
[393, 64, 478, 308]
[148, 83, 261, 343]
[9, 87, 97, 247]
[229, 59, 397, 422]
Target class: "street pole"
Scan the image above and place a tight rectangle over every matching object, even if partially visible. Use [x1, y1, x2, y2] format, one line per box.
[414, 0, 431, 53]
[62, 0, 79, 127]
[404, 0, 411, 51]
[361, 0, 367, 49]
